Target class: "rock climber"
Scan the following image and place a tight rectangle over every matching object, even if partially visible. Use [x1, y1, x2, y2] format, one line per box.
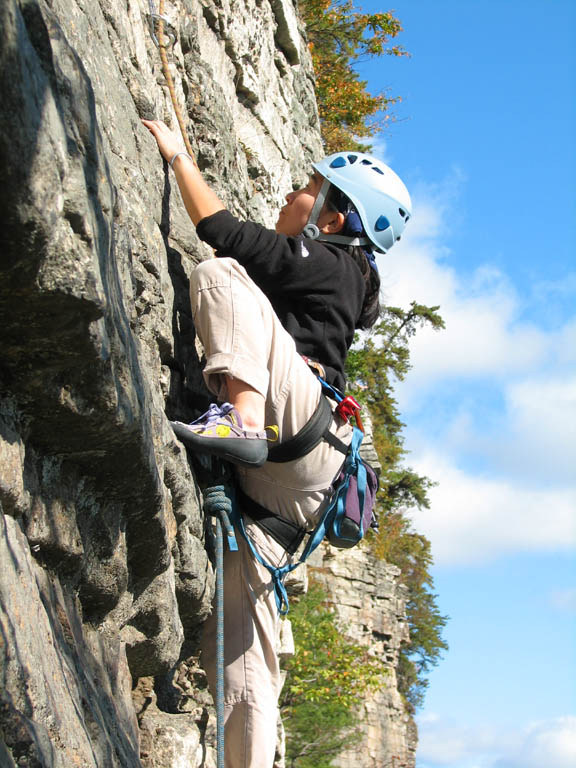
[142, 117, 411, 768]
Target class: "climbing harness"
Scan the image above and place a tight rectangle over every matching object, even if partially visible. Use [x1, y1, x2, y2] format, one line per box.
[267, 374, 363, 463]
[267, 392, 347, 463]
[233, 420, 377, 615]
[235, 485, 308, 555]
[202, 469, 238, 768]
[235, 378, 379, 615]
[148, 0, 195, 158]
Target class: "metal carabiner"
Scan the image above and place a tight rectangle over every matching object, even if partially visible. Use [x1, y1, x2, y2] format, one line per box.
[149, 14, 177, 48]
[147, 1, 177, 48]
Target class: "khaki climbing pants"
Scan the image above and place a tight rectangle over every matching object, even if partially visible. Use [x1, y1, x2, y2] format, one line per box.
[193, 258, 352, 768]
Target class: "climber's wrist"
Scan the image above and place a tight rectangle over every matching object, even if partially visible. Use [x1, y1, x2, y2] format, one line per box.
[169, 151, 194, 169]
[170, 154, 225, 225]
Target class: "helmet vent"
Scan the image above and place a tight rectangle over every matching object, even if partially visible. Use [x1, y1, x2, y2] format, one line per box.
[375, 215, 390, 231]
[329, 156, 347, 168]
[361, 159, 372, 166]
[399, 208, 406, 217]
[372, 167, 384, 175]
[347, 154, 358, 164]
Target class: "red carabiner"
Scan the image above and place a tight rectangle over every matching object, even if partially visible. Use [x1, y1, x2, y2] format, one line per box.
[336, 395, 364, 432]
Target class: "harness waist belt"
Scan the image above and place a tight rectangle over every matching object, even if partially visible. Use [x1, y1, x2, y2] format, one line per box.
[267, 394, 347, 463]
[236, 486, 307, 555]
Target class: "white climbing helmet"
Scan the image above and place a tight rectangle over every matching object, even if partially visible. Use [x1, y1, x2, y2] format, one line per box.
[309, 152, 412, 253]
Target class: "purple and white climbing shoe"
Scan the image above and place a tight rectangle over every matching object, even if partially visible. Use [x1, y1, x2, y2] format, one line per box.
[170, 403, 278, 468]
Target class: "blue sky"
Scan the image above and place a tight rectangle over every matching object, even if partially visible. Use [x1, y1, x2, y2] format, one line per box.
[355, 2, 576, 766]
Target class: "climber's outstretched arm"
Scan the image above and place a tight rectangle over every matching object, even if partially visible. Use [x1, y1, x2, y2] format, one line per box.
[141, 119, 224, 226]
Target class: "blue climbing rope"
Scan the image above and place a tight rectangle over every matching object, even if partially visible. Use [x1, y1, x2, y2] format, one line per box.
[203, 483, 237, 768]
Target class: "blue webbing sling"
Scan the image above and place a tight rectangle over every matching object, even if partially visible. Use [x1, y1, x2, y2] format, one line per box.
[231, 416, 368, 615]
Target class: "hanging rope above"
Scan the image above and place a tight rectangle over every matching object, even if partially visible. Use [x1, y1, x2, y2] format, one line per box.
[149, 0, 195, 159]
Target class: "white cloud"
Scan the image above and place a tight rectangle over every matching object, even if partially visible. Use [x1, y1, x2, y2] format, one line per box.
[532, 272, 576, 304]
[376, 181, 575, 388]
[371, 177, 576, 562]
[495, 717, 576, 768]
[549, 588, 576, 614]
[407, 371, 576, 487]
[417, 712, 503, 766]
[417, 714, 576, 768]
[368, 135, 392, 165]
[379, 239, 559, 385]
[495, 375, 576, 480]
[556, 317, 576, 364]
[408, 452, 576, 566]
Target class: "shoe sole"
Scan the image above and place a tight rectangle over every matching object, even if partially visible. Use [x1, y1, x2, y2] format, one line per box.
[170, 421, 269, 468]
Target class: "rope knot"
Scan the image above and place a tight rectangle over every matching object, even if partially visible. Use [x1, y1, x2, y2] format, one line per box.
[203, 485, 238, 552]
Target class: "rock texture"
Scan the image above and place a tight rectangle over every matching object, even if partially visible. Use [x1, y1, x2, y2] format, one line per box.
[0, 0, 415, 765]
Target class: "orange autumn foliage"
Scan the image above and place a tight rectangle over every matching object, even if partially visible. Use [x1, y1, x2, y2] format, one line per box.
[299, 0, 409, 152]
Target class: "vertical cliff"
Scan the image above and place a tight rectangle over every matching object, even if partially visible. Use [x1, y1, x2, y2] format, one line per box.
[0, 1, 415, 765]
[307, 547, 417, 768]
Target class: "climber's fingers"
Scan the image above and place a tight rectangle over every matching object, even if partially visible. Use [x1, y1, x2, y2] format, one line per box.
[141, 119, 183, 164]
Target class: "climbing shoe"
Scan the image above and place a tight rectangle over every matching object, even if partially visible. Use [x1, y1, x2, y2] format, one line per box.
[170, 403, 278, 468]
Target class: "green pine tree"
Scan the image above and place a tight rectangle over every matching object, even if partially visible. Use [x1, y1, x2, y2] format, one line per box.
[346, 303, 449, 710]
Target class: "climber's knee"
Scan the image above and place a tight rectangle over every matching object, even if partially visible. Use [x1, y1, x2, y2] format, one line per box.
[190, 258, 259, 318]
[190, 256, 232, 294]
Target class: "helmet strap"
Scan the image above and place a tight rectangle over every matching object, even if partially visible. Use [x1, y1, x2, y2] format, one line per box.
[316, 232, 371, 247]
[302, 177, 332, 239]
[302, 177, 372, 248]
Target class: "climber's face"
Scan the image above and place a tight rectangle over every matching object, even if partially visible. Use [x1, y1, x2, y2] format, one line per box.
[276, 173, 344, 237]
[275, 173, 322, 236]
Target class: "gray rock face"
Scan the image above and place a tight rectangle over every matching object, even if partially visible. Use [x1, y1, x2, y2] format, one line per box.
[0, 0, 415, 765]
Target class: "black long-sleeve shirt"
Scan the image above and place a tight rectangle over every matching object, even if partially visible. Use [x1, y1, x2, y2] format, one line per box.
[196, 210, 365, 391]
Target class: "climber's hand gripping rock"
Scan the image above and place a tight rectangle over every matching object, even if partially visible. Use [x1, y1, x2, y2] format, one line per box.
[141, 119, 225, 225]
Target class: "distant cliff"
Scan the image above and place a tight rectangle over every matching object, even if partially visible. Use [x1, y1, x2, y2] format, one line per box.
[0, 1, 414, 765]
[305, 545, 417, 768]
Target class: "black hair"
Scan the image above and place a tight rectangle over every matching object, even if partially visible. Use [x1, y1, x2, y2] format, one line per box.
[324, 185, 381, 329]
